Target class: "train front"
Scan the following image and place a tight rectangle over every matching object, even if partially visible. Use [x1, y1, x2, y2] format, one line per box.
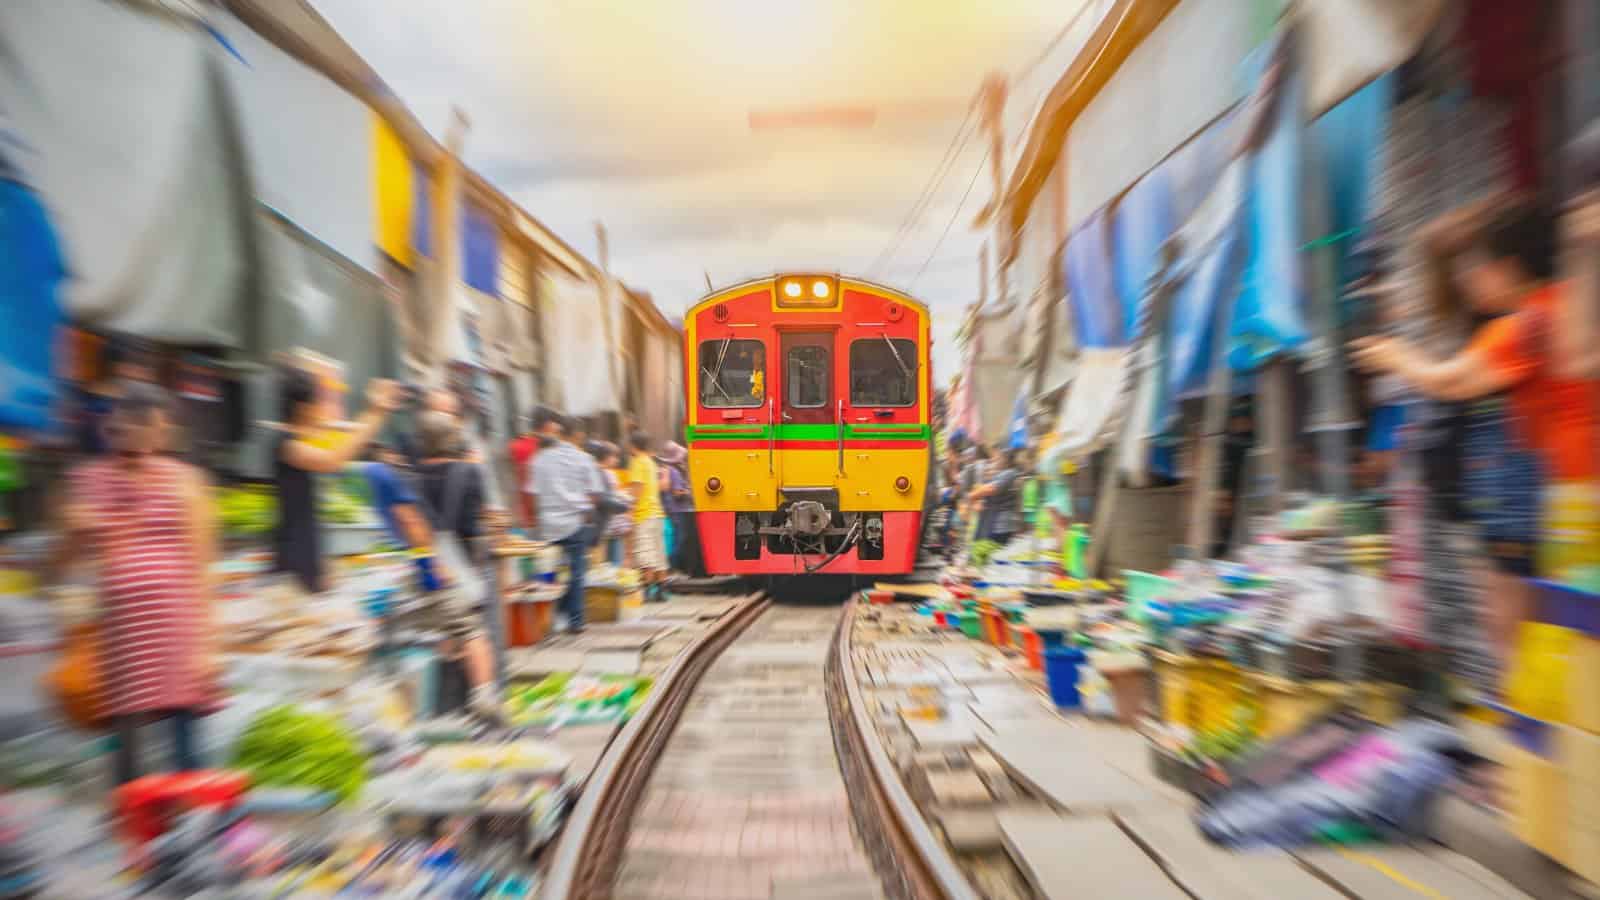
[684, 275, 932, 577]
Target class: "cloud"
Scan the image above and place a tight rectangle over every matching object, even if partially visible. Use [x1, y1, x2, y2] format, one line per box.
[309, 0, 1076, 386]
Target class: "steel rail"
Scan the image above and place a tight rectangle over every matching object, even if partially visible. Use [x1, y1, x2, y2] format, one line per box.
[541, 592, 772, 900]
[826, 600, 981, 900]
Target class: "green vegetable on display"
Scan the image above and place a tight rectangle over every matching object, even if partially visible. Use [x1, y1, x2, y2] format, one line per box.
[216, 485, 277, 536]
[231, 705, 368, 803]
[970, 540, 1001, 568]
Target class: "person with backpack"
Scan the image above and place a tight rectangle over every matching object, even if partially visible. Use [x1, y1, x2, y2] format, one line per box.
[411, 412, 497, 714]
[590, 441, 634, 567]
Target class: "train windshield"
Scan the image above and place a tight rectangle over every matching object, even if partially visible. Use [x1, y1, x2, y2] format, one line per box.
[698, 339, 765, 407]
[849, 338, 917, 407]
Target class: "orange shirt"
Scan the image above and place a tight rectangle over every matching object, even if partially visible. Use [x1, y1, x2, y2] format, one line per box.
[1466, 283, 1600, 481]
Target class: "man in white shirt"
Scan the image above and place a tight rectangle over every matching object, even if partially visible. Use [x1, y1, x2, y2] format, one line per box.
[526, 409, 605, 633]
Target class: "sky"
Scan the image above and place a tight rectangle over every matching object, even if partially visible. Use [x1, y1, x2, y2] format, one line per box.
[309, 0, 1102, 382]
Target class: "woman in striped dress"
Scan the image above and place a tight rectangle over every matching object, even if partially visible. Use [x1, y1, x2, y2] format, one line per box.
[61, 383, 219, 784]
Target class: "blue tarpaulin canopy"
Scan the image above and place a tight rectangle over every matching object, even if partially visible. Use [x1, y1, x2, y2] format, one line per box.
[0, 179, 65, 432]
[1063, 210, 1121, 349]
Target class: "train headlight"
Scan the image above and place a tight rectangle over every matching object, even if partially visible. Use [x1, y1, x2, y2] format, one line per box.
[894, 476, 911, 493]
[783, 281, 803, 299]
[706, 476, 723, 494]
[811, 279, 830, 299]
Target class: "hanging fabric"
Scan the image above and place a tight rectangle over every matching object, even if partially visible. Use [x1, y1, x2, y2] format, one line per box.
[372, 113, 416, 267]
[0, 2, 251, 346]
[0, 178, 65, 432]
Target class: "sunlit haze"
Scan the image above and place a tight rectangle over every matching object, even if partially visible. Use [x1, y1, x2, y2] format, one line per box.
[310, 0, 1093, 381]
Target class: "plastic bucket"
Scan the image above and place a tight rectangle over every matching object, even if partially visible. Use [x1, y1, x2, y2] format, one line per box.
[507, 598, 552, 647]
[957, 611, 982, 640]
[980, 608, 1006, 646]
[1033, 626, 1070, 650]
[1044, 646, 1086, 709]
[1016, 627, 1043, 671]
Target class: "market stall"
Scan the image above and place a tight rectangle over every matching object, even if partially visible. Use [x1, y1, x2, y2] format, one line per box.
[0, 461, 690, 895]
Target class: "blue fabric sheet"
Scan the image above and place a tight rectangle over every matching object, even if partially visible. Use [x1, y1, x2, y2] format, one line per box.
[462, 200, 500, 296]
[1063, 210, 1121, 348]
[1111, 167, 1176, 341]
[0, 179, 65, 432]
[1228, 37, 1310, 372]
[1312, 73, 1393, 289]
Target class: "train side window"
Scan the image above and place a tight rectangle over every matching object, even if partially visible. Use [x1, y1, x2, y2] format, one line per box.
[849, 338, 918, 407]
[699, 339, 765, 408]
[786, 345, 830, 408]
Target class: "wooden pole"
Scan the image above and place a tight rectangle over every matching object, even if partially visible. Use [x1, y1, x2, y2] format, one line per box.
[1085, 243, 1183, 576]
[593, 222, 624, 423]
[1183, 285, 1241, 556]
[979, 74, 1009, 305]
[425, 107, 470, 382]
[1258, 359, 1294, 516]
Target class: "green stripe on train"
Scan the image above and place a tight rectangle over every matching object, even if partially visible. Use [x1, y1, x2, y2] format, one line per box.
[685, 424, 930, 442]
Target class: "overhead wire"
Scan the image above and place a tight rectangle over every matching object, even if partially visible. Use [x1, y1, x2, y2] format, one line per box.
[1012, 0, 1101, 87]
[868, 96, 980, 278]
[908, 146, 989, 289]
[877, 0, 1097, 285]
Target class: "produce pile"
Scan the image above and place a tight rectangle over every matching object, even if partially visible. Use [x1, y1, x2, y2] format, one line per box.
[506, 673, 653, 727]
[216, 485, 276, 537]
[231, 705, 368, 803]
[319, 473, 372, 526]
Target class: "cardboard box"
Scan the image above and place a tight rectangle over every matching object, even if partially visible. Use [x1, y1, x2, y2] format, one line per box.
[1570, 636, 1600, 733]
[1503, 743, 1567, 862]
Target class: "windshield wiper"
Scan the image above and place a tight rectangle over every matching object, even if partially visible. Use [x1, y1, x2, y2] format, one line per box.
[881, 333, 912, 378]
[702, 337, 738, 403]
[701, 366, 737, 403]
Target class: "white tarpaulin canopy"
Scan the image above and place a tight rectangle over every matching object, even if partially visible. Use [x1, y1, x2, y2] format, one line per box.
[1046, 347, 1129, 467]
[540, 273, 621, 417]
[963, 302, 1027, 445]
[214, 11, 376, 273]
[1298, 0, 1448, 118]
[0, 0, 252, 346]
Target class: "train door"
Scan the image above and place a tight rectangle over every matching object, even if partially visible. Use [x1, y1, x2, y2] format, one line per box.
[780, 331, 834, 426]
[776, 331, 835, 488]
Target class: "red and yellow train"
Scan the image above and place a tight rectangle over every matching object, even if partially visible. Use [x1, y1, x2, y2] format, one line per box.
[683, 274, 933, 577]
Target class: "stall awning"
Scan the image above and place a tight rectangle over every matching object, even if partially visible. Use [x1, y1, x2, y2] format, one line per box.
[1047, 347, 1128, 464]
[540, 273, 621, 417]
[215, 11, 376, 273]
[1004, 0, 1447, 251]
[257, 210, 395, 394]
[0, 0, 251, 346]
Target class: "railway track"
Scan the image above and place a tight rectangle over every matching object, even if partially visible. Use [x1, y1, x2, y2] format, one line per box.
[542, 593, 976, 900]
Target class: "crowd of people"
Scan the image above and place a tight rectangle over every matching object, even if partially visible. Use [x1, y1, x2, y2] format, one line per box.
[44, 344, 705, 782]
[931, 435, 1078, 568]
